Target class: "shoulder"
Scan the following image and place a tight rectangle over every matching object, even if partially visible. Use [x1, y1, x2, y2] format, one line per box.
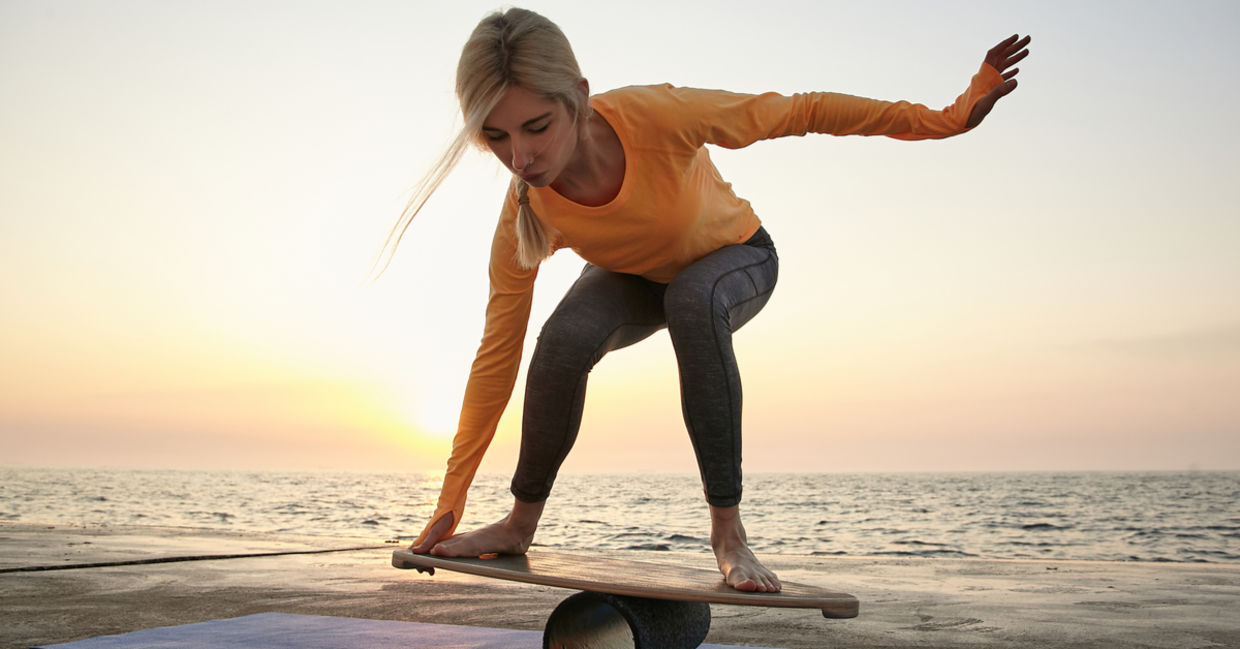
[592, 83, 676, 117]
[593, 84, 744, 113]
[593, 84, 756, 148]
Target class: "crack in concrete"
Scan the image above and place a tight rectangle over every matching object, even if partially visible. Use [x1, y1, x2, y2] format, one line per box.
[0, 545, 388, 573]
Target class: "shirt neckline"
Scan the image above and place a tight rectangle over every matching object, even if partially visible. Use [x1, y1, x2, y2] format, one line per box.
[534, 94, 632, 214]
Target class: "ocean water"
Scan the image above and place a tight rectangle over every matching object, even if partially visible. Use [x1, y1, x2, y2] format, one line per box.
[1, 468, 1237, 563]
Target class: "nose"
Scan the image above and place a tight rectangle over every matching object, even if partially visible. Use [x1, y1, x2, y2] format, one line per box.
[510, 136, 534, 171]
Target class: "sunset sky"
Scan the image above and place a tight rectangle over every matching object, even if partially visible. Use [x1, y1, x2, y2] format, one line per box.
[2, 0, 1237, 475]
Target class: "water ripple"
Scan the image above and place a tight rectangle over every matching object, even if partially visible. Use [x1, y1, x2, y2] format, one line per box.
[2, 468, 1237, 563]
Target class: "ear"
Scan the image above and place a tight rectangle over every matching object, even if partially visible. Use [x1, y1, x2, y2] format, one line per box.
[573, 78, 593, 132]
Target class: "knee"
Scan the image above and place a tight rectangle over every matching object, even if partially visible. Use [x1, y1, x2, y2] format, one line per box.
[530, 311, 615, 378]
[534, 317, 595, 364]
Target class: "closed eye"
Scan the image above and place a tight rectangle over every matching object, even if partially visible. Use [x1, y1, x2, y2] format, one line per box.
[482, 111, 554, 142]
[483, 123, 546, 141]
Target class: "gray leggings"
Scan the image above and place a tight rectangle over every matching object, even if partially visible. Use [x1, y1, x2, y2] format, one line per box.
[512, 227, 778, 507]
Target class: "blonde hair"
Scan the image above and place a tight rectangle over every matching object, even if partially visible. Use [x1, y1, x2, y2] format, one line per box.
[371, 7, 589, 279]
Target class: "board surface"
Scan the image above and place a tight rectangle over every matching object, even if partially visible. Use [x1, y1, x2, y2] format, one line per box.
[392, 549, 859, 619]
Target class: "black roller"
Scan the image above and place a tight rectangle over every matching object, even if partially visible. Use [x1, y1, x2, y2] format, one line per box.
[543, 591, 712, 649]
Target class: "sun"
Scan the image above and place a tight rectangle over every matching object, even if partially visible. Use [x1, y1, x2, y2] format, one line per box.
[406, 389, 461, 440]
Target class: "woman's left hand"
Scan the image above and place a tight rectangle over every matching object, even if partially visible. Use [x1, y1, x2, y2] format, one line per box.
[966, 34, 1031, 128]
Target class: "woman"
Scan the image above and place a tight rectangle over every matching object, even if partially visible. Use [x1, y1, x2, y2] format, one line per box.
[385, 8, 1030, 593]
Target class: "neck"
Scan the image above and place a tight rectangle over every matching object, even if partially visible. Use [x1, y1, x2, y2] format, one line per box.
[550, 112, 623, 206]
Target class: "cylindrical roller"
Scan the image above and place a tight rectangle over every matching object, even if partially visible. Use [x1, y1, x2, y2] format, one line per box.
[543, 591, 711, 649]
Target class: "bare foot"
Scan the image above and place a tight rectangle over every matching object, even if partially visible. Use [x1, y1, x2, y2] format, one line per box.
[431, 518, 534, 557]
[710, 505, 781, 592]
[429, 498, 545, 558]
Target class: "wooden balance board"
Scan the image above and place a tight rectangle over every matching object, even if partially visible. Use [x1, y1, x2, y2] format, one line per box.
[392, 549, 858, 649]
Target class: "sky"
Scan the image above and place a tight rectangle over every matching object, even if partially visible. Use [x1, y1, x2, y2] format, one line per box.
[2, 0, 1238, 475]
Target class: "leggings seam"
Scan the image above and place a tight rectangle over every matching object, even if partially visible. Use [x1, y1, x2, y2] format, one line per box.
[696, 247, 776, 505]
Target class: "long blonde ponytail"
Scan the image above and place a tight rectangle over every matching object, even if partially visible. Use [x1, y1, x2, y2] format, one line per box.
[370, 8, 586, 280]
[514, 180, 551, 269]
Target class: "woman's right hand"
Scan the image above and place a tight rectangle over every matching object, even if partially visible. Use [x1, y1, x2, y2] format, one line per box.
[409, 512, 454, 554]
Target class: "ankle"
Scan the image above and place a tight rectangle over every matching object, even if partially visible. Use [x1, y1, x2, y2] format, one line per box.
[505, 498, 546, 536]
[708, 505, 749, 547]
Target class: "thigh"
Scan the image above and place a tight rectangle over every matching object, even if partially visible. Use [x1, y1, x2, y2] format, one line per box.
[536, 264, 668, 361]
[664, 233, 778, 331]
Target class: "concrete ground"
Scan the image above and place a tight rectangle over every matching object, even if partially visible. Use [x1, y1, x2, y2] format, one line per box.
[2, 521, 1237, 649]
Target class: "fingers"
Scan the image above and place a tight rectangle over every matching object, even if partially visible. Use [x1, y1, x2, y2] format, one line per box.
[1007, 34, 1032, 52]
[410, 512, 454, 554]
[1005, 45, 1031, 69]
[995, 78, 1019, 99]
[993, 34, 1032, 58]
[985, 34, 1031, 74]
[410, 538, 435, 554]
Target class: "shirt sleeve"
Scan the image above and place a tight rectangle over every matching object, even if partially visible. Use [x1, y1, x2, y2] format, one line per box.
[668, 62, 1004, 148]
[412, 184, 538, 546]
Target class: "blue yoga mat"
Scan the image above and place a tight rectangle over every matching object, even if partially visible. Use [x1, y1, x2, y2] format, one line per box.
[38, 612, 774, 649]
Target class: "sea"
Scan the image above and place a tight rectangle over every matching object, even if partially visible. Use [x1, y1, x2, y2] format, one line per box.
[2, 468, 1238, 564]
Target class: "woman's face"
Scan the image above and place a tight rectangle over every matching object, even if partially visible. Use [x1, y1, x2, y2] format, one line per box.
[481, 85, 579, 188]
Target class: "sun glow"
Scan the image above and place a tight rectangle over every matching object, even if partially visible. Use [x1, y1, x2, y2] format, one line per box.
[378, 368, 466, 442]
[409, 392, 461, 439]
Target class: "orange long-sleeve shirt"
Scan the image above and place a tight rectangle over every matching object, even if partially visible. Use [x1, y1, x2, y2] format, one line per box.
[414, 63, 1004, 545]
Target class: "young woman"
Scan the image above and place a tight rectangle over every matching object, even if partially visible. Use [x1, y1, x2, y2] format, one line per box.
[386, 8, 1030, 592]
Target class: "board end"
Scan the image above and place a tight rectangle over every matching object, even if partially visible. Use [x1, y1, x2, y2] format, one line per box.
[391, 549, 434, 575]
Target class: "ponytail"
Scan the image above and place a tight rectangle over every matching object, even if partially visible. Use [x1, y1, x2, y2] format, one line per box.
[514, 180, 551, 269]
